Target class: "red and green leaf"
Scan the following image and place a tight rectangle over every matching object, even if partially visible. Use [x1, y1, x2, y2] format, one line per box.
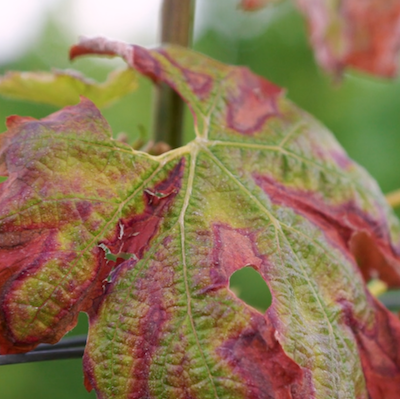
[1, 39, 400, 398]
[241, 0, 400, 77]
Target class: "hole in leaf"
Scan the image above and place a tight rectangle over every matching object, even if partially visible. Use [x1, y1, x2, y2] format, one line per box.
[0, 176, 7, 183]
[229, 267, 272, 313]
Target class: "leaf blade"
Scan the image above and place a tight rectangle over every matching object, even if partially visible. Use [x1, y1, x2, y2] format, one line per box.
[0, 68, 137, 108]
[2, 41, 400, 398]
[0, 97, 160, 352]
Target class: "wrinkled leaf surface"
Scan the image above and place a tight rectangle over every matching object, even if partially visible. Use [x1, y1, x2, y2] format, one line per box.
[241, 0, 400, 77]
[1, 40, 400, 398]
[0, 68, 137, 108]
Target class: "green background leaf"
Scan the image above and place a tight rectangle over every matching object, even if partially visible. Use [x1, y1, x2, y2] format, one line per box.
[0, 68, 137, 108]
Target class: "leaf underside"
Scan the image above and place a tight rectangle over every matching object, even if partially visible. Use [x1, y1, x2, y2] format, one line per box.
[241, 0, 400, 77]
[1, 39, 400, 398]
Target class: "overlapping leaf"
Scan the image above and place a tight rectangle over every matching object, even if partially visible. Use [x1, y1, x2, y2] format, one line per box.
[0, 68, 137, 108]
[241, 0, 400, 77]
[1, 39, 400, 398]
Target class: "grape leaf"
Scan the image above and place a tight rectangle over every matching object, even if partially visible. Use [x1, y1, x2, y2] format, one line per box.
[1, 40, 400, 398]
[241, 0, 400, 77]
[0, 68, 137, 108]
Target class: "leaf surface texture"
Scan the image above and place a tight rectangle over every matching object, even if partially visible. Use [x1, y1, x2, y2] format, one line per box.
[1, 40, 400, 398]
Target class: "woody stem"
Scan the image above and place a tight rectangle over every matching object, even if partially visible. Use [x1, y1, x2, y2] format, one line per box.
[151, 0, 196, 149]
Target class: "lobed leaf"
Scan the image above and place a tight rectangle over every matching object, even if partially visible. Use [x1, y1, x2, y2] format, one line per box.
[241, 0, 400, 77]
[1, 39, 400, 398]
[0, 68, 137, 108]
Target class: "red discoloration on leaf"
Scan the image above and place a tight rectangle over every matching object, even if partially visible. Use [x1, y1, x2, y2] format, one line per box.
[254, 173, 400, 285]
[296, 0, 400, 76]
[0, 231, 52, 352]
[106, 160, 183, 257]
[182, 69, 213, 99]
[2, 250, 78, 346]
[83, 162, 185, 394]
[240, 0, 273, 11]
[132, 45, 164, 83]
[84, 224, 184, 397]
[128, 273, 170, 397]
[85, 260, 172, 398]
[226, 68, 282, 135]
[69, 44, 115, 60]
[241, 0, 400, 77]
[0, 98, 137, 353]
[0, 225, 108, 352]
[342, 0, 400, 77]
[95, 159, 185, 285]
[197, 225, 266, 296]
[159, 49, 213, 100]
[6, 115, 36, 129]
[329, 149, 353, 170]
[70, 40, 163, 84]
[4, 40, 400, 398]
[71, 40, 215, 103]
[71, 39, 283, 134]
[219, 315, 314, 398]
[341, 297, 400, 399]
[208, 225, 315, 396]
[75, 201, 93, 222]
[350, 232, 400, 288]
[66, 40, 400, 397]
[214, 225, 263, 276]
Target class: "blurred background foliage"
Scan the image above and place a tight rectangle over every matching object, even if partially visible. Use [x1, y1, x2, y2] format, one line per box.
[0, 1, 399, 398]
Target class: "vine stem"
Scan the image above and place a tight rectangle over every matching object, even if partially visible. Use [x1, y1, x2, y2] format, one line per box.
[152, 0, 196, 150]
[0, 335, 86, 366]
[386, 189, 400, 209]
